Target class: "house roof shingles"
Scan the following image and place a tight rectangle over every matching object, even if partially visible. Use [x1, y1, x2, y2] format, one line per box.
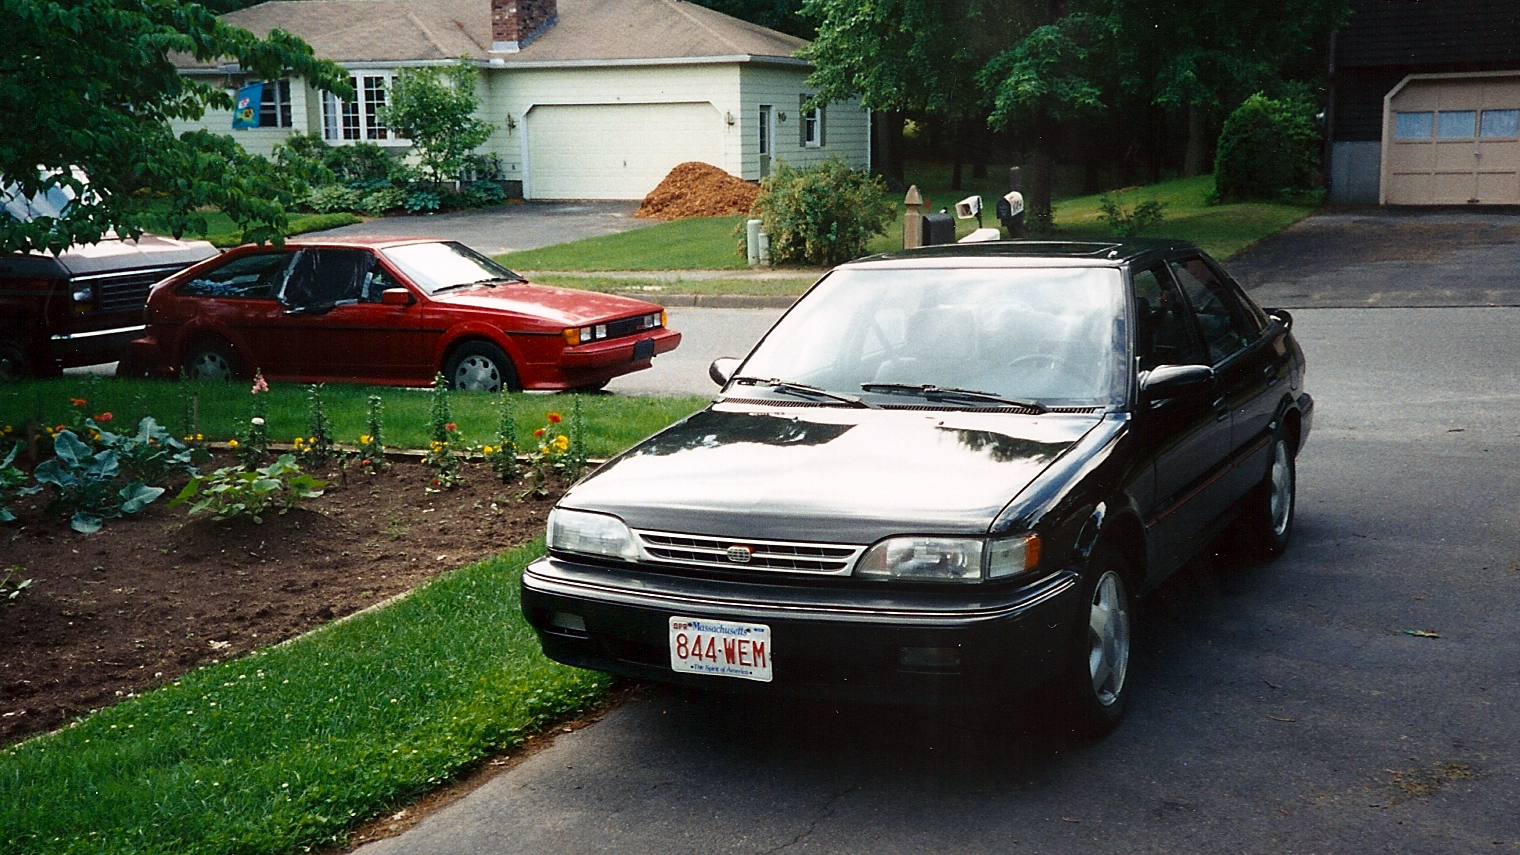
[179, 0, 807, 67]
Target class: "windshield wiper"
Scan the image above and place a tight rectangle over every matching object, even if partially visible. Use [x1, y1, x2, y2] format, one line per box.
[431, 277, 522, 295]
[860, 383, 1047, 413]
[731, 376, 876, 409]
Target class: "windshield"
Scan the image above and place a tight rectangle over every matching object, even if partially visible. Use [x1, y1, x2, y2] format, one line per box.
[736, 266, 1128, 408]
[381, 241, 522, 295]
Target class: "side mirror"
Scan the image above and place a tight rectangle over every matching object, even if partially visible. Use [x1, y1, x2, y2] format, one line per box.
[1267, 308, 1292, 330]
[381, 287, 415, 306]
[709, 357, 741, 387]
[1139, 364, 1214, 402]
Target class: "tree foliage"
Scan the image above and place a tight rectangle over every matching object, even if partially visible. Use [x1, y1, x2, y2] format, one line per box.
[691, 0, 813, 37]
[378, 63, 495, 185]
[0, 0, 351, 255]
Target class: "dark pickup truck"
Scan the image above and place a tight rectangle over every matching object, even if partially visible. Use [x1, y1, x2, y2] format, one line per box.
[0, 235, 218, 380]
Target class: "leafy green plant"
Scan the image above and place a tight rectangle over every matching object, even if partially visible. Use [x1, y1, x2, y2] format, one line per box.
[1097, 192, 1166, 236]
[231, 370, 271, 468]
[422, 374, 463, 491]
[1214, 93, 1322, 203]
[360, 186, 408, 216]
[404, 189, 441, 214]
[296, 383, 335, 466]
[356, 394, 387, 474]
[747, 158, 895, 266]
[464, 181, 507, 207]
[379, 63, 495, 184]
[169, 454, 327, 523]
[521, 411, 570, 500]
[0, 443, 26, 523]
[98, 416, 198, 486]
[484, 395, 519, 482]
[305, 185, 363, 214]
[18, 429, 165, 534]
[1, 565, 31, 602]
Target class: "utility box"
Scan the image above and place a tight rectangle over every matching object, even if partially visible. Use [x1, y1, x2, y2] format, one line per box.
[921, 212, 955, 246]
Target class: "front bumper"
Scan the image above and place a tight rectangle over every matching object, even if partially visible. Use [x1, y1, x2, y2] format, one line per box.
[521, 556, 1081, 706]
[50, 323, 146, 367]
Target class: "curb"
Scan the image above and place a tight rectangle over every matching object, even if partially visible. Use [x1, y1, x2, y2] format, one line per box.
[614, 293, 798, 309]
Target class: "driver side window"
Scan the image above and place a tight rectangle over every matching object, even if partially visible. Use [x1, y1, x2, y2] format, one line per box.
[1132, 266, 1203, 371]
[280, 249, 376, 309]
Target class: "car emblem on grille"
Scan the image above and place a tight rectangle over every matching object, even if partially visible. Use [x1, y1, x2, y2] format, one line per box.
[726, 545, 753, 563]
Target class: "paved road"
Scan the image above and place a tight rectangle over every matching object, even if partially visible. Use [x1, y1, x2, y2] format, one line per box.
[320, 201, 654, 256]
[605, 307, 783, 398]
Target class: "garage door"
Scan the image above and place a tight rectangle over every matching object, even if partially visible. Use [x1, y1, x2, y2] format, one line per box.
[525, 103, 723, 200]
[1385, 76, 1520, 205]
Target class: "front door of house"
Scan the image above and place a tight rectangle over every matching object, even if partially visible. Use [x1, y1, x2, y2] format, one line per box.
[759, 105, 773, 178]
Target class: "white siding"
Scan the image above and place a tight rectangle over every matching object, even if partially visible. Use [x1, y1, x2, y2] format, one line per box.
[169, 78, 316, 159]
[738, 65, 868, 179]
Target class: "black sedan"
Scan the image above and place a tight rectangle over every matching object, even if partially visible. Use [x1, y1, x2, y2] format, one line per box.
[522, 240, 1312, 736]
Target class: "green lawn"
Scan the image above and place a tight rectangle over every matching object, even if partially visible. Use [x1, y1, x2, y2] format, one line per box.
[1, 377, 709, 458]
[0, 541, 601, 855]
[529, 273, 820, 297]
[498, 216, 751, 271]
[141, 207, 361, 248]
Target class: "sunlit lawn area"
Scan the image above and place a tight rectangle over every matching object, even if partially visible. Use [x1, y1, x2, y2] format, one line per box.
[141, 205, 360, 248]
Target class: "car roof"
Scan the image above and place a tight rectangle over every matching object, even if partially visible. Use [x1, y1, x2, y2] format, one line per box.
[272, 235, 446, 250]
[842, 238, 1200, 270]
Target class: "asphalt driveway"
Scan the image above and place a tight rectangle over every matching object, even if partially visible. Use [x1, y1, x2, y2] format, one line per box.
[1229, 208, 1520, 308]
[318, 201, 654, 256]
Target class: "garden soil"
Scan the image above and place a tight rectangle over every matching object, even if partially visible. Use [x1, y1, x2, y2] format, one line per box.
[634, 162, 760, 221]
[0, 453, 561, 745]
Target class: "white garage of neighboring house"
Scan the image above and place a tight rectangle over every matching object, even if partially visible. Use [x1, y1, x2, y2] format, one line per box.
[1381, 72, 1520, 205]
[172, 0, 868, 201]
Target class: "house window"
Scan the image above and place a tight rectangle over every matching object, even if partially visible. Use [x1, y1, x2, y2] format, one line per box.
[259, 80, 293, 128]
[1394, 112, 1433, 139]
[800, 95, 824, 148]
[322, 74, 398, 143]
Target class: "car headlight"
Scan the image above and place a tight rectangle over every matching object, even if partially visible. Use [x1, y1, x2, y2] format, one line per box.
[854, 534, 1040, 583]
[546, 508, 639, 561]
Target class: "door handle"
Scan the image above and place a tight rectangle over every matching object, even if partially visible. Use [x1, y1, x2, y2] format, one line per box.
[1213, 397, 1229, 422]
[1262, 364, 1281, 386]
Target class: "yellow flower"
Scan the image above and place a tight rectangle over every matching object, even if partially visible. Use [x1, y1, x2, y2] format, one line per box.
[553, 434, 569, 453]
[227, 439, 240, 449]
[196, 433, 204, 441]
[359, 435, 372, 445]
[482, 445, 494, 455]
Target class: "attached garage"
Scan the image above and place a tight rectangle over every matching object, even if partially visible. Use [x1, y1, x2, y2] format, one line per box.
[524, 102, 723, 200]
[1383, 72, 1520, 205]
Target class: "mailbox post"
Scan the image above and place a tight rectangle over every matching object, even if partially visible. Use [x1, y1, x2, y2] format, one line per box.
[902, 185, 924, 249]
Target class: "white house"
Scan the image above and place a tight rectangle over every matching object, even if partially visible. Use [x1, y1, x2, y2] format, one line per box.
[172, 0, 870, 200]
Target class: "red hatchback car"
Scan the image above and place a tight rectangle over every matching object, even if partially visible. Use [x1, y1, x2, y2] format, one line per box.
[129, 237, 680, 391]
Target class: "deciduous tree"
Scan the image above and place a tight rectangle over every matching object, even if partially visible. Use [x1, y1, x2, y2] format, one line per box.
[378, 63, 495, 186]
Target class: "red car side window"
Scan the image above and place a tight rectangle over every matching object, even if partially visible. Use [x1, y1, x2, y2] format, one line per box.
[179, 253, 290, 299]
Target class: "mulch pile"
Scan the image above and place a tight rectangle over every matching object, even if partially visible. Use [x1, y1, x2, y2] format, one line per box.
[634, 162, 760, 221]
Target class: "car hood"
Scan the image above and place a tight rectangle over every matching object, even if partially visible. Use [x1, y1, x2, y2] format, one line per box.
[561, 402, 1102, 543]
[429, 283, 663, 326]
[1, 233, 218, 278]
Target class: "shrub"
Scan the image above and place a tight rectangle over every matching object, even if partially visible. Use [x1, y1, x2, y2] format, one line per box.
[0, 443, 25, 523]
[328, 143, 395, 183]
[360, 186, 408, 216]
[464, 181, 507, 207]
[1098, 193, 1166, 236]
[379, 64, 495, 184]
[19, 429, 165, 534]
[748, 159, 895, 266]
[306, 184, 363, 214]
[404, 189, 441, 214]
[169, 454, 327, 523]
[1214, 93, 1322, 203]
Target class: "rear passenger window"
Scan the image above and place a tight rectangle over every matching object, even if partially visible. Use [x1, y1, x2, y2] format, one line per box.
[178, 253, 290, 299]
[1170, 258, 1255, 364]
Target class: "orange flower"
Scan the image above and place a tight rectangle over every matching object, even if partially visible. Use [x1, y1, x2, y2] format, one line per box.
[95, 412, 113, 423]
[445, 423, 457, 431]
[534, 428, 546, 437]
[547, 413, 562, 424]
[70, 398, 86, 407]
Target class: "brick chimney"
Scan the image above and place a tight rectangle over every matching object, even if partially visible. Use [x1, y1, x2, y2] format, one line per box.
[492, 0, 557, 53]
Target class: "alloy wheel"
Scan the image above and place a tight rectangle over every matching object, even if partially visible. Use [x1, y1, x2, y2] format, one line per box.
[1087, 570, 1131, 707]
[1269, 440, 1293, 538]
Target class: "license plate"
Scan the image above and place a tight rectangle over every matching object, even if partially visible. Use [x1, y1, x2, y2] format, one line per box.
[632, 338, 655, 361]
[668, 616, 772, 682]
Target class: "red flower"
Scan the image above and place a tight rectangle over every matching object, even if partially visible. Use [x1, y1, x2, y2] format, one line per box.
[95, 412, 113, 423]
[534, 428, 546, 437]
[70, 398, 87, 407]
[445, 423, 457, 431]
[360, 459, 371, 466]
[547, 413, 562, 424]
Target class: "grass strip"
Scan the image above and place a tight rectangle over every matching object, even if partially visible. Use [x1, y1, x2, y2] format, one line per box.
[0, 377, 708, 457]
[141, 207, 362, 248]
[0, 541, 600, 855]
[497, 215, 749, 271]
[528, 273, 820, 298]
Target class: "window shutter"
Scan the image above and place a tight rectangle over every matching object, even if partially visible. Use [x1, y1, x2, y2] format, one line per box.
[799, 94, 808, 146]
[819, 104, 826, 147]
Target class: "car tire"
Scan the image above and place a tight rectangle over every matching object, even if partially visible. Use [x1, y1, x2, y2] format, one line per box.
[1058, 547, 1134, 738]
[182, 339, 242, 383]
[1244, 432, 1296, 560]
[444, 341, 519, 393]
[0, 336, 31, 382]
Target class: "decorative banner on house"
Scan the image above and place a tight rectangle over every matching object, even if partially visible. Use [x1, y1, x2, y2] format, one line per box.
[232, 82, 263, 129]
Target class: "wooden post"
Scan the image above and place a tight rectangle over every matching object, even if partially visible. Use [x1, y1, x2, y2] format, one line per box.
[903, 185, 924, 249]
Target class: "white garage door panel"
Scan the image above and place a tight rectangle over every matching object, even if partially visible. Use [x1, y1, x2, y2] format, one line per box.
[527, 103, 722, 200]
[1386, 76, 1520, 205]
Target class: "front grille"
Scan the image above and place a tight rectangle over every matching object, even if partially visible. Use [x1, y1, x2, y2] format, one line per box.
[606, 314, 661, 339]
[635, 530, 864, 576]
[76, 269, 175, 314]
